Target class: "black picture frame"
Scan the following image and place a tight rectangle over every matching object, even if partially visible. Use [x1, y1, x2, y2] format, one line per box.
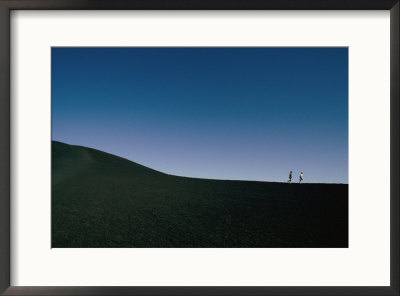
[0, 1, 399, 295]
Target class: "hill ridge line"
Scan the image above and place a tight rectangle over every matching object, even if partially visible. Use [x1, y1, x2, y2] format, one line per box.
[52, 140, 348, 185]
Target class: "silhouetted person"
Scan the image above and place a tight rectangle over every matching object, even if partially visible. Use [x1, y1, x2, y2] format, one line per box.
[288, 171, 292, 183]
[299, 172, 304, 183]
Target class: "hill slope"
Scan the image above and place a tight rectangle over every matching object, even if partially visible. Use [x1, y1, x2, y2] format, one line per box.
[52, 141, 348, 248]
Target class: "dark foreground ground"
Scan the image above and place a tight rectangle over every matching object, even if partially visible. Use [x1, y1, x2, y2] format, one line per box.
[52, 141, 348, 248]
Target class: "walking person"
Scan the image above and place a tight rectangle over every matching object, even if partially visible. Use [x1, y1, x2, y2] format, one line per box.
[299, 171, 304, 183]
[288, 171, 292, 183]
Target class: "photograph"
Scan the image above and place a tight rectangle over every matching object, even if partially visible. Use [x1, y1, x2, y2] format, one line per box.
[51, 47, 348, 248]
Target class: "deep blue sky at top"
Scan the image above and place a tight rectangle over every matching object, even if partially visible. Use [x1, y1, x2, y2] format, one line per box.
[52, 47, 348, 183]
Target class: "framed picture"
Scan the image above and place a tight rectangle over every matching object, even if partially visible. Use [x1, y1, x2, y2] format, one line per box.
[0, 1, 398, 295]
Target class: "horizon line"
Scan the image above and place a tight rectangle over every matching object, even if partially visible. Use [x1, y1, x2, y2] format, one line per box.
[52, 140, 348, 185]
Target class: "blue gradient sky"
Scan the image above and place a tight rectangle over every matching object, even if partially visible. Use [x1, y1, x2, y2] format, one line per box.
[52, 47, 348, 183]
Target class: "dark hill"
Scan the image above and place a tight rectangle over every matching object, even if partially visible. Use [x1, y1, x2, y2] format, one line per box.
[52, 141, 348, 248]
